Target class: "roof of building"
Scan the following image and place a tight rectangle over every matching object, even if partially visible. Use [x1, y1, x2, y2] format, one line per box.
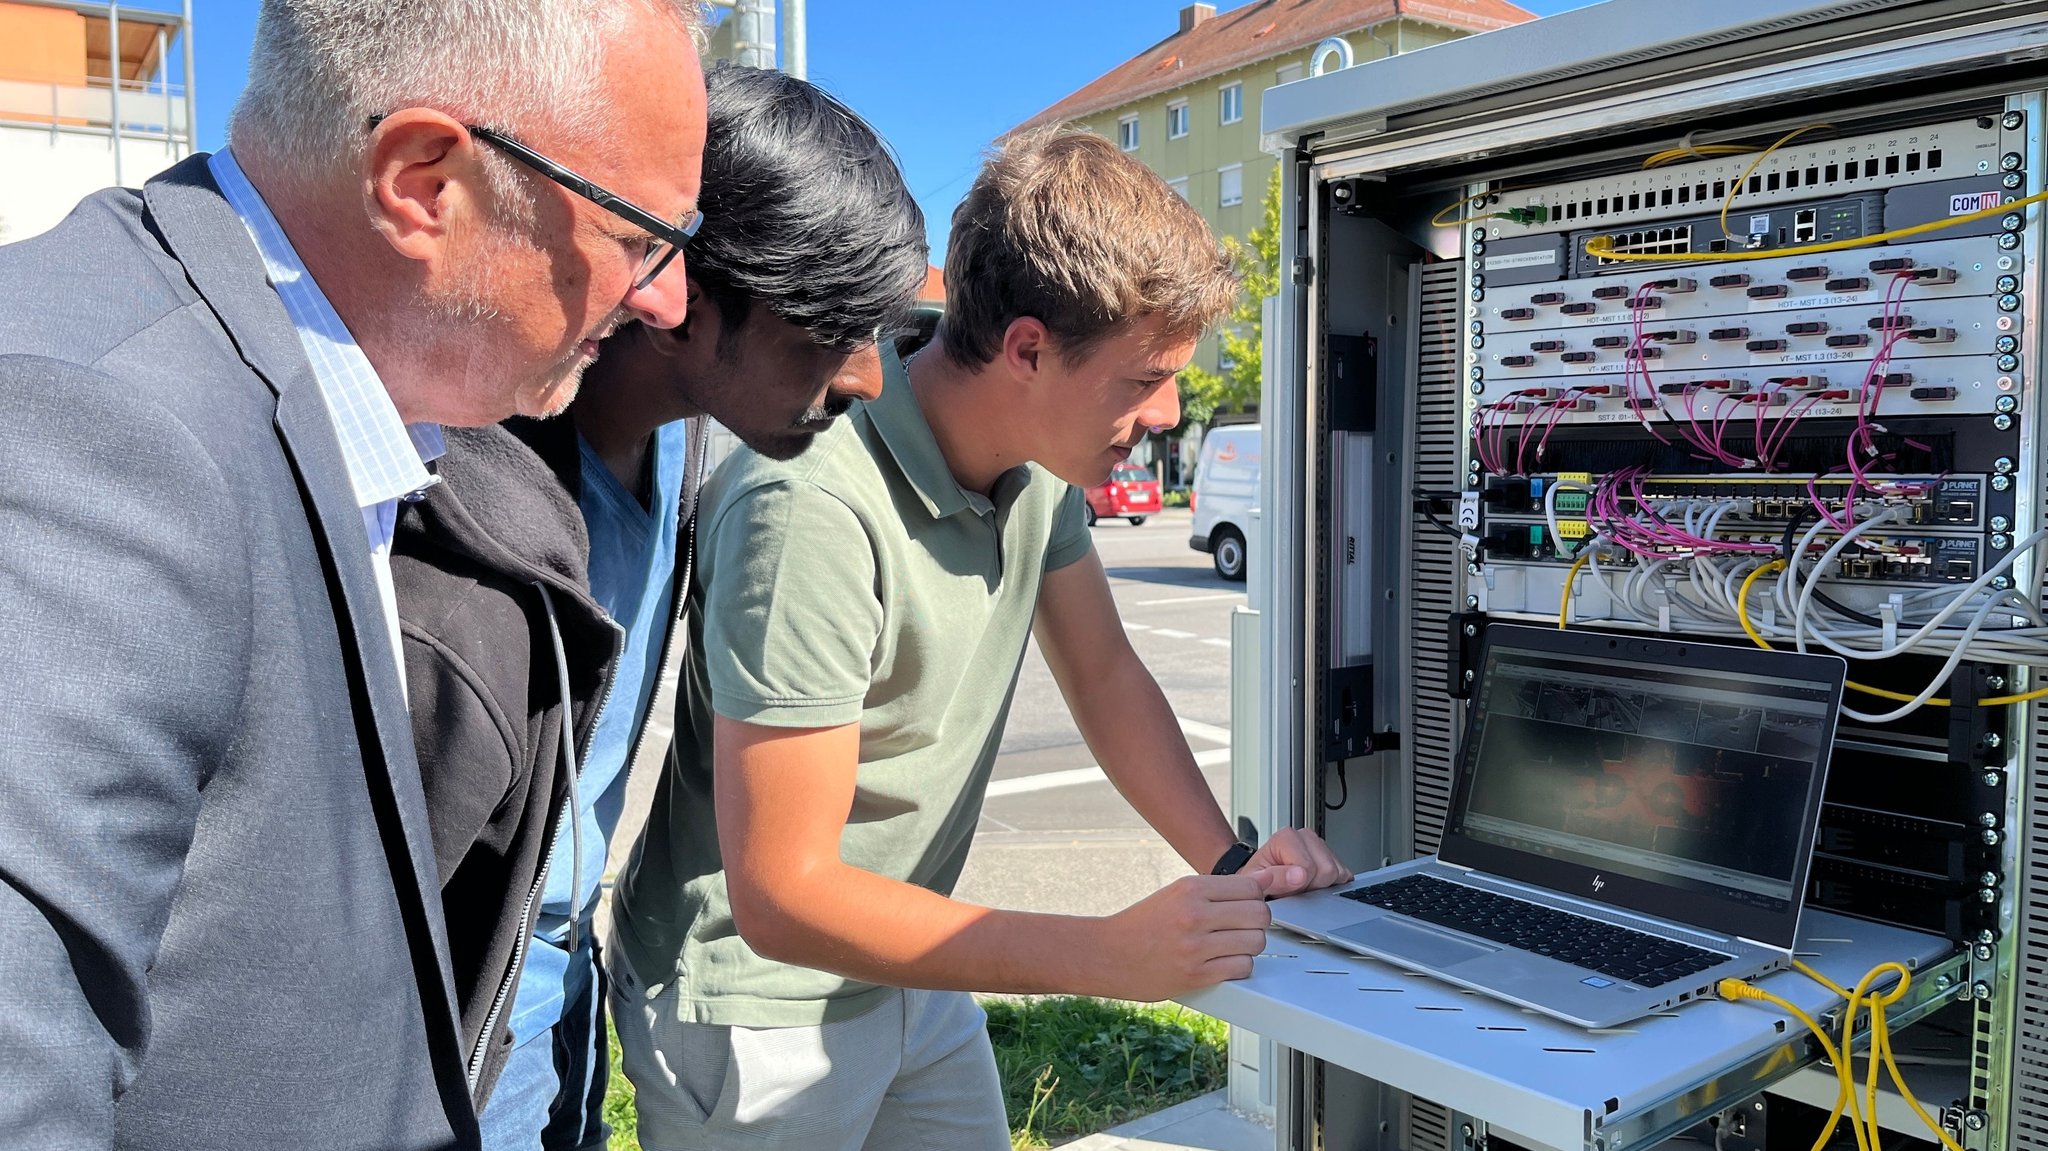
[1018, 0, 1533, 130]
[918, 265, 946, 303]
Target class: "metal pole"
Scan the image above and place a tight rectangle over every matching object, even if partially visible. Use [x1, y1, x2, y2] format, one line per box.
[109, 2, 124, 184]
[732, 0, 775, 69]
[181, 0, 196, 157]
[155, 25, 168, 149]
[780, 0, 806, 79]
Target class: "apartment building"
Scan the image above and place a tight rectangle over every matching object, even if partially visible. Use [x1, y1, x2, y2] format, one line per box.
[0, 0, 192, 244]
[1017, 1, 1533, 381]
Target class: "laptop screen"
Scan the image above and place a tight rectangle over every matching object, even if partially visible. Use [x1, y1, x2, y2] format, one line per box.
[1441, 627, 1843, 947]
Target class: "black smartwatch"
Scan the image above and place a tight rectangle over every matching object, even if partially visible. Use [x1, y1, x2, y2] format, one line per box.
[1210, 841, 1257, 875]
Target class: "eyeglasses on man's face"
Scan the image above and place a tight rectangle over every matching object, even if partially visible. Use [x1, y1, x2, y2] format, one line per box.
[367, 116, 703, 291]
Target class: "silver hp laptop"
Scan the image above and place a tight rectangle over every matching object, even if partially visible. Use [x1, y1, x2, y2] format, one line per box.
[1272, 625, 1845, 1028]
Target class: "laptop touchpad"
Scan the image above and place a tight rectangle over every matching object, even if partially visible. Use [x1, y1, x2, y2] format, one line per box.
[1335, 917, 1497, 969]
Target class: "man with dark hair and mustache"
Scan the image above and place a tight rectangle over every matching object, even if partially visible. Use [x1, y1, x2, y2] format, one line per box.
[388, 63, 928, 1151]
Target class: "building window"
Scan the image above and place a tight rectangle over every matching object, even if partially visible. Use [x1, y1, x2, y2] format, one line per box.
[1219, 164, 1244, 207]
[1276, 62, 1305, 86]
[1168, 176, 1191, 200]
[1118, 114, 1140, 151]
[1220, 82, 1243, 124]
[1167, 100, 1189, 139]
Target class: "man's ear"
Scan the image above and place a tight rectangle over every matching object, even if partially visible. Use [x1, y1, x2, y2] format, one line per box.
[998, 316, 1052, 383]
[363, 108, 480, 263]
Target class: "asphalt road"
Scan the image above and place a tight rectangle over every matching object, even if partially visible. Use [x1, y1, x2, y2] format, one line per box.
[953, 507, 1247, 920]
[605, 508, 1246, 929]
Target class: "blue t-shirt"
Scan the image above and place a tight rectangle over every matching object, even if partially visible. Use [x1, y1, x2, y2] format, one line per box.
[504, 421, 689, 1043]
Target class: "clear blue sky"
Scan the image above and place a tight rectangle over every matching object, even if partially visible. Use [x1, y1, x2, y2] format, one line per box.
[158, 0, 1597, 259]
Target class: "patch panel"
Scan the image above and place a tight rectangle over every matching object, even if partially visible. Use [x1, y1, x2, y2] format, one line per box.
[1567, 194, 1883, 274]
[1471, 354, 2016, 425]
[1478, 236, 2001, 331]
[1528, 474, 1994, 528]
[1483, 302, 2001, 373]
[1477, 116, 2002, 244]
[1484, 526, 1986, 584]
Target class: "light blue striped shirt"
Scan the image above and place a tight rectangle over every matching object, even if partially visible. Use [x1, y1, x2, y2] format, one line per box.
[209, 149, 444, 684]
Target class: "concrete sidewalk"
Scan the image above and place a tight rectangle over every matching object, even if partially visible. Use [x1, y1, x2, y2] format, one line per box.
[1063, 1091, 1273, 1151]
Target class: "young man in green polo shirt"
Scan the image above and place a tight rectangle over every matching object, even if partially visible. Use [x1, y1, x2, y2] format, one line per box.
[607, 128, 1351, 1150]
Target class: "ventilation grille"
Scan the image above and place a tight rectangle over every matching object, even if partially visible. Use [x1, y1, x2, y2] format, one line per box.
[2011, 692, 2048, 1141]
[1407, 1096, 1455, 1151]
[1407, 260, 1466, 856]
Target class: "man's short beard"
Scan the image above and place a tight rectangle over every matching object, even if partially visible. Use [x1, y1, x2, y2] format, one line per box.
[418, 168, 538, 323]
[418, 228, 518, 323]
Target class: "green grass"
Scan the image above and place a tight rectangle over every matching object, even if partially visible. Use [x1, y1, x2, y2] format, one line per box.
[985, 997, 1229, 1150]
[601, 998, 1228, 1151]
[605, 1018, 638, 1151]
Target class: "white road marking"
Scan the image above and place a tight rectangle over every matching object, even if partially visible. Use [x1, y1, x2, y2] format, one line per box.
[1122, 621, 1153, 632]
[1201, 637, 1232, 648]
[1177, 717, 1233, 744]
[1152, 628, 1196, 639]
[985, 746, 1232, 798]
[1131, 591, 1246, 606]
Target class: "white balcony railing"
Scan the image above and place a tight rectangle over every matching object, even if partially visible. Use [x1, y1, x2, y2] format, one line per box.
[0, 77, 190, 138]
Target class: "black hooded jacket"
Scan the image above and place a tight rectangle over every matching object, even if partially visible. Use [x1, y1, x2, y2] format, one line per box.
[390, 417, 621, 1105]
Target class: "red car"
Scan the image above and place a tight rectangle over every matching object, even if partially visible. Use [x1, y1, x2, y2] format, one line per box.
[1084, 462, 1163, 526]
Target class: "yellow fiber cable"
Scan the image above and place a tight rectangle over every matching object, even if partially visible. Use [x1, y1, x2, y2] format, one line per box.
[1642, 143, 1757, 170]
[1723, 960, 1923, 1151]
[1841, 965, 1882, 1151]
[1873, 981, 1967, 1151]
[1718, 125, 1833, 244]
[1736, 560, 1788, 649]
[1588, 186, 2048, 263]
[1719, 977, 1863, 1151]
[1735, 561, 2048, 707]
[1844, 962, 1966, 1151]
[1558, 549, 1593, 629]
[1432, 187, 1509, 229]
[1793, 958, 1850, 998]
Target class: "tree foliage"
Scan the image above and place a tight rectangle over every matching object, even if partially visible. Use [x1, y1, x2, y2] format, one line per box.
[1177, 164, 1282, 427]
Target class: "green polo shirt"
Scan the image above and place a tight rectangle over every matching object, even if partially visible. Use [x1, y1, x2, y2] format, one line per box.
[612, 348, 1092, 1026]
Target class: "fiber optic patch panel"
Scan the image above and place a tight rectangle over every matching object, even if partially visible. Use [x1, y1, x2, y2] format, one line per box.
[1476, 116, 2005, 247]
[1470, 236, 2025, 425]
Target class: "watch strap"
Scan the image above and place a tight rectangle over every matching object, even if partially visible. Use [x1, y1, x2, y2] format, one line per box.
[1210, 840, 1257, 875]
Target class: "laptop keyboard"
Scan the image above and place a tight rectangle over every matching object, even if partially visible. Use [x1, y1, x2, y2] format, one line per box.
[1340, 874, 1730, 989]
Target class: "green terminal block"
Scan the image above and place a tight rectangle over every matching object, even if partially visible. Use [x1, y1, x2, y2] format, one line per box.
[1553, 471, 1592, 543]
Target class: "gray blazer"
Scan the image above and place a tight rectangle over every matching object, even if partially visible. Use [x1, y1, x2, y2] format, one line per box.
[0, 156, 477, 1149]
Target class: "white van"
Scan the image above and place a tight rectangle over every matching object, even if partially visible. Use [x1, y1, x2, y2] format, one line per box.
[1188, 424, 1259, 581]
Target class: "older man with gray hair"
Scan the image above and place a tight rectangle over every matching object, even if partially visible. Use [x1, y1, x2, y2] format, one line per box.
[0, 1, 705, 1148]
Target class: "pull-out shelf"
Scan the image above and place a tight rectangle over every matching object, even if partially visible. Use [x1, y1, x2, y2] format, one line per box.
[1182, 909, 1959, 1151]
